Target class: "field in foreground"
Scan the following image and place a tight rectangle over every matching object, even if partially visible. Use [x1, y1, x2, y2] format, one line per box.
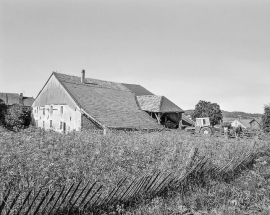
[0, 127, 270, 214]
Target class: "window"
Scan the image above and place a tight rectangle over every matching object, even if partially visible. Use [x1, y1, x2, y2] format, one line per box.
[50, 106, 53, 114]
[35, 120, 38, 126]
[60, 106, 63, 114]
[50, 120, 53, 128]
[60, 122, 63, 130]
[43, 121, 45, 128]
[43, 108, 45, 115]
[70, 117, 71, 121]
[37, 107, 39, 114]
[203, 119, 206, 125]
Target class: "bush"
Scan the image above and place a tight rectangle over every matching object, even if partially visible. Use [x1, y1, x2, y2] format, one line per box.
[0, 102, 7, 126]
[3, 104, 32, 131]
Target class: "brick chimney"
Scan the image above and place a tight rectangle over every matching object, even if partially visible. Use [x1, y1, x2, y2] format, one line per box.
[81, 70, 85, 83]
[19, 93, 23, 105]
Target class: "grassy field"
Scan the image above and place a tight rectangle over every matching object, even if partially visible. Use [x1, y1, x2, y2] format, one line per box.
[0, 127, 269, 214]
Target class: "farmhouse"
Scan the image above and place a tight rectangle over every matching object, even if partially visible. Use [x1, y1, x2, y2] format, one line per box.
[32, 71, 184, 133]
[0, 92, 34, 107]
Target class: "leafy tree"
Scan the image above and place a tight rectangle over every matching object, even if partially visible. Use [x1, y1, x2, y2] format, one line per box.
[4, 104, 32, 131]
[192, 100, 223, 126]
[262, 104, 270, 133]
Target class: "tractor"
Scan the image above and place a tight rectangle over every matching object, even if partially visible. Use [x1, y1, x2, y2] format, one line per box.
[185, 117, 214, 135]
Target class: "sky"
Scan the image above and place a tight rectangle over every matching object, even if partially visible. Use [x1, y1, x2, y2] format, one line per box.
[0, 0, 269, 113]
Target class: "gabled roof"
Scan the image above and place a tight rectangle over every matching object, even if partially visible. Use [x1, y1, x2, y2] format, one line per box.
[122, 83, 154, 96]
[54, 73, 162, 130]
[136, 95, 184, 113]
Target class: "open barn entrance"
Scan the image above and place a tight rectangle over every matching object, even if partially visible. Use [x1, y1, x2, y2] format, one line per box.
[147, 112, 180, 129]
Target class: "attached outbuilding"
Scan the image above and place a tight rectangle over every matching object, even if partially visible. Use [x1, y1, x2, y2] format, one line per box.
[136, 95, 184, 129]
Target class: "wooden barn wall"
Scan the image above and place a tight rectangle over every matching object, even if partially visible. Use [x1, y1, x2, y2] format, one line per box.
[32, 75, 78, 110]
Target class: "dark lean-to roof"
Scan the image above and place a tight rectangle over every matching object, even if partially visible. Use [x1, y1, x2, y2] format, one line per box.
[54, 73, 162, 130]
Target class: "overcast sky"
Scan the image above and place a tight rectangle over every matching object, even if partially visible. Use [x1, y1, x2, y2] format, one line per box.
[0, 0, 269, 113]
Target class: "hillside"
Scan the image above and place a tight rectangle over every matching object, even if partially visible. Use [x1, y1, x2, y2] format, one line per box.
[185, 109, 262, 119]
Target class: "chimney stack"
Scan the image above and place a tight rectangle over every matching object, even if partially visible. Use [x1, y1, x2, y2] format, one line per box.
[81, 70, 85, 83]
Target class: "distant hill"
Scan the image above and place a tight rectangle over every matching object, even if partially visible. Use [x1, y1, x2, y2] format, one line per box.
[184, 110, 262, 119]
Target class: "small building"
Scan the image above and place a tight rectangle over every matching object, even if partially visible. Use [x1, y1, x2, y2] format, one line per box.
[231, 118, 251, 129]
[32, 71, 164, 133]
[0, 92, 34, 107]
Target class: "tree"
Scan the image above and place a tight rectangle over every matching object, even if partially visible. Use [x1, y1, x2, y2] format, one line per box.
[0, 102, 7, 126]
[4, 104, 32, 131]
[262, 104, 270, 133]
[192, 100, 223, 126]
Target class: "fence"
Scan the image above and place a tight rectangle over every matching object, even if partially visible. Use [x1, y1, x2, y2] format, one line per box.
[0, 148, 267, 215]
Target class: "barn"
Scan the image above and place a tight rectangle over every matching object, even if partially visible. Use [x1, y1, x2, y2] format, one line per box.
[32, 70, 178, 133]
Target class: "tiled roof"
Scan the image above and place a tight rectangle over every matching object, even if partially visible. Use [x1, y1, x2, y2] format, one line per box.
[136, 95, 184, 113]
[0, 93, 20, 105]
[122, 83, 154, 96]
[0, 93, 34, 106]
[54, 73, 162, 130]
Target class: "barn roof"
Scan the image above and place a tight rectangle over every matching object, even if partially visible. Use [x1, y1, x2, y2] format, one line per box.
[121, 83, 154, 96]
[54, 72, 162, 130]
[136, 95, 184, 113]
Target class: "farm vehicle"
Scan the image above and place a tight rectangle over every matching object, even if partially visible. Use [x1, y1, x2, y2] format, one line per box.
[185, 117, 257, 139]
[185, 117, 216, 135]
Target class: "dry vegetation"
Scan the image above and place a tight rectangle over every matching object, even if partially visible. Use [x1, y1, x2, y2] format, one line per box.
[0, 127, 270, 214]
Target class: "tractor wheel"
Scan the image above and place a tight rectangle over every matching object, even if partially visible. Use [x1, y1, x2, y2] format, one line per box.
[200, 127, 212, 135]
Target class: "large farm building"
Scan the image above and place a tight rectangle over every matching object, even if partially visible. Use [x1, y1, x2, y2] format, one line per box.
[32, 70, 186, 133]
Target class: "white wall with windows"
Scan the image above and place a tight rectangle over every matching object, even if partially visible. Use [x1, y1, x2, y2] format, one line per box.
[33, 104, 82, 133]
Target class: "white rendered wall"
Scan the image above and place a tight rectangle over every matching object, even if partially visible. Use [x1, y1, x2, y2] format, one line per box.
[33, 104, 81, 133]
